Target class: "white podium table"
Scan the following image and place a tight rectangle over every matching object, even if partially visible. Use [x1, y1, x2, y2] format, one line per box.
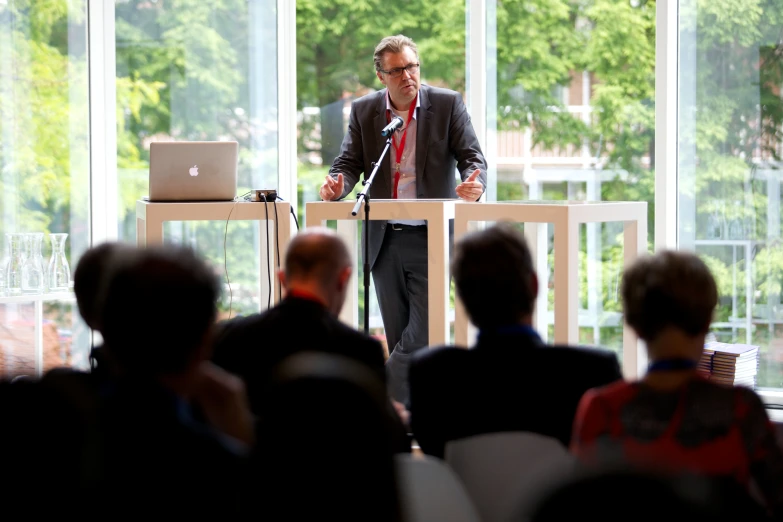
[305, 199, 454, 346]
[454, 200, 648, 378]
[136, 200, 292, 306]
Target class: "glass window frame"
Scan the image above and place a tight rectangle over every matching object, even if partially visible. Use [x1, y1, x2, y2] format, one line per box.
[14, 0, 783, 399]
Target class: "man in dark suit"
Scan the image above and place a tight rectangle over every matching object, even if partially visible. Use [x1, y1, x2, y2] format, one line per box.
[408, 224, 622, 459]
[319, 34, 488, 403]
[212, 227, 387, 415]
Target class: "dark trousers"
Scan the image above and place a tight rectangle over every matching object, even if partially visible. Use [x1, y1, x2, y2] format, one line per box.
[372, 225, 429, 404]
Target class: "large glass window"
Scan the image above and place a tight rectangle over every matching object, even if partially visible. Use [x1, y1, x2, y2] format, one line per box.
[0, 0, 90, 376]
[490, 0, 655, 361]
[679, 0, 783, 389]
[115, 0, 278, 318]
[296, 0, 467, 344]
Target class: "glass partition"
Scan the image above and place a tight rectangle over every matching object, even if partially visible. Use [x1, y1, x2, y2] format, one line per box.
[679, 0, 783, 389]
[115, 0, 279, 318]
[489, 0, 655, 359]
[0, 0, 90, 374]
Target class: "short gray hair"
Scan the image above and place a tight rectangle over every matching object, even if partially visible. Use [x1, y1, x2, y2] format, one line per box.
[374, 35, 419, 71]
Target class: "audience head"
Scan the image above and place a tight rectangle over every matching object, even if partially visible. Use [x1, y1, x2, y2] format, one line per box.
[73, 242, 134, 331]
[280, 227, 352, 315]
[452, 223, 538, 330]
[257, 352, 401, 522]
[100, 244, 221, 380]
[622, 250, 717, 359]
[529, 467, 721, 522]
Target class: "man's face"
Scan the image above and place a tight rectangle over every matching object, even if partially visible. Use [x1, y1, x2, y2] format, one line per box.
[376, 46, 421, 108]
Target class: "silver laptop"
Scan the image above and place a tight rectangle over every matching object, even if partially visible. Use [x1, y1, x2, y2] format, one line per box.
[149, 141, 238, 202]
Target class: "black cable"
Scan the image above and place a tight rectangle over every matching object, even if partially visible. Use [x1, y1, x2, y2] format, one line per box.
[276, 195, 299, 230]
[224, 195, 246, 320]
[222, 191, 251, 319]
[261, 194, 271, 310]
[273, 199, 281, 299]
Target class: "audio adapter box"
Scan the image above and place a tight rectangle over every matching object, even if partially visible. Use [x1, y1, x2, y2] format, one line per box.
[251, 189, 277, 202]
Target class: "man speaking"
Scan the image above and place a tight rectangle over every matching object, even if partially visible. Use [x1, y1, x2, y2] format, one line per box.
[319, 34, 487, 403]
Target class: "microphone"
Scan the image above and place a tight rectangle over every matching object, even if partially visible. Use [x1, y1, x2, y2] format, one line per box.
[381, 116, 404, 137]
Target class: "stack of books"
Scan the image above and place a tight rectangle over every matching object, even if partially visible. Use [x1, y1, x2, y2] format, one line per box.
[698, 342, 759, 388]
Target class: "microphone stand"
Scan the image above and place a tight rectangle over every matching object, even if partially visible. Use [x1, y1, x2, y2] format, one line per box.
[352, 135, 393, 336]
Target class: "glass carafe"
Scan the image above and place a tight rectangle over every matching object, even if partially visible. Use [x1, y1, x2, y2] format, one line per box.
[21, 232, 45, 294]
[47, 233, 70, 292]
[0, 239, 8, 296]
[5, 233, 24, 296]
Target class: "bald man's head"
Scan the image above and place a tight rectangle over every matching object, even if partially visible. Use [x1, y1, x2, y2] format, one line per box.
[282, 228, 352, 314]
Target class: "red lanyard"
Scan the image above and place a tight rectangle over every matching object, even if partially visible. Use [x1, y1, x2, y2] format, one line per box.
[387, 94, 417, 198]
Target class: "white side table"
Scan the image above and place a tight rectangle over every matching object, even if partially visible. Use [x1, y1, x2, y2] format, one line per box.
[453, 201, 648, 378]
[136, 200, 293, 307]
[305, 199, 454, 347]
[0, 292, 76, 377]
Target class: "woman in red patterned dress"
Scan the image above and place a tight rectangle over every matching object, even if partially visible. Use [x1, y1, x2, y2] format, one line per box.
[571, 250, 783, 518]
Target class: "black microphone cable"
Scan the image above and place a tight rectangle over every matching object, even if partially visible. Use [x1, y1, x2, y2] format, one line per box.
[272, 198, 281, 299]
[261, 193, 272, 310]
[276, 195, 300, 230]
[224, 191, 251, 319]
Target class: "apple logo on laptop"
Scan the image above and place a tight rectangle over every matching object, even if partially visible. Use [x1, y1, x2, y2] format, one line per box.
[189, 165, 199, 177]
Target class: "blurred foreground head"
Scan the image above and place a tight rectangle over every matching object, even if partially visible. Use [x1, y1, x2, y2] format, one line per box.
[257, 352, 401, 522]
[100, 244, 221, 377]
[73, 241, 135, 331]
[529, 466, 763, 522]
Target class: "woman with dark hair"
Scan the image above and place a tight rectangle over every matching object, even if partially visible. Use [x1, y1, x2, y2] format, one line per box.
[253, 352, 402, 522]
[571, 250, 783, 519]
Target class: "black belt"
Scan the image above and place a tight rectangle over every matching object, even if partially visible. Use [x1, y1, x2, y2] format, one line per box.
[389, 223, 427, 231]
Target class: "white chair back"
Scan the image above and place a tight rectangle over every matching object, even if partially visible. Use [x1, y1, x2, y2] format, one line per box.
[395, 454, 481, 522]
[445, 432, 575, 522]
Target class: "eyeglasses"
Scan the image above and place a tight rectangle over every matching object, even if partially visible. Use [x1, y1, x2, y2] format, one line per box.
[378, 63, 420, 78]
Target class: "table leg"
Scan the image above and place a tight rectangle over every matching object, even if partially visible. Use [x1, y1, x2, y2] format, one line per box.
[428, 214, 450, 347]
[453, 215, 470, 347]
[554, 215, 579, 345]
[275, 207, 293, 305]
[259, 220, 275, 311]
[525, 222, 549, 341]
[336, 220, 359, 328]
[35, 299, 43, 377]
[136, 217, 146, 246]
[145, 217, 164, 246]
[623, 218, 647, 377]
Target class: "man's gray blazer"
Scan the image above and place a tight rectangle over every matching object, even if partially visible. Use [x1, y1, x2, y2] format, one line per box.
[328, 84, 488, 269]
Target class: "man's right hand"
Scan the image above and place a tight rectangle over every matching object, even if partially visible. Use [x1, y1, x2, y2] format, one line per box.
[319, 173, 344, 201]
[192, 361, 255, 447]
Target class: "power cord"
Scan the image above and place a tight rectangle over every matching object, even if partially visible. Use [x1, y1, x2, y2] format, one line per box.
[230, 192, 294, 312]
[273, 199, 281, 299]
[261, 194, 272, 310]
[225, 191, 252, 319]
[276, 195, 299, 230]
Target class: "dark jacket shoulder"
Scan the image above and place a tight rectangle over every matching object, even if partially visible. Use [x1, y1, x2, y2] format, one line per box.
[545, 344, 622, 369]
[412, 344, 469, 366]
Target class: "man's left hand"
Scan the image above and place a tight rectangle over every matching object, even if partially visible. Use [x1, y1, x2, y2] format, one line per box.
[391, 399, 410, 428]
[456, 169, 484, 201]
[192, 362, 255, 447]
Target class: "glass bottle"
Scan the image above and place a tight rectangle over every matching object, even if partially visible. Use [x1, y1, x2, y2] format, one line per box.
[21, 232, 45, 294]
[0, 239, 8, 296]
[5, 233, 25, 296]
[47, 233, 70, 292]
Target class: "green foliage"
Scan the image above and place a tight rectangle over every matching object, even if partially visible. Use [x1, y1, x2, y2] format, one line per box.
[0, 0, 89, 238]
[9, 0, 783, 387]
